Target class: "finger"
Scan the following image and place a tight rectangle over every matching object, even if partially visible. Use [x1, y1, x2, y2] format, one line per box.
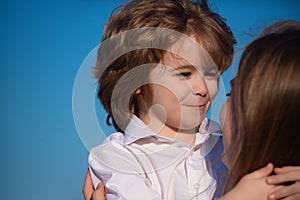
[279, 194, 300, 200]
[274, 166, 300, 174]
[245, 163, 274, 179]
[267, 171, 300, 184]
[268, 183, 300, 200]
[83, 169, 95, 200]
[96, 182, 105, 191]
[92, 182, 106, 200]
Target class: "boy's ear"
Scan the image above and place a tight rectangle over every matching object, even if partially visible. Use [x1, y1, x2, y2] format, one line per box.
[135, 88, 142, 95]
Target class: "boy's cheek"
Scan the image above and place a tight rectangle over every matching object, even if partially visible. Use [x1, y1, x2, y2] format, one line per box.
[206, 80, 219, 100]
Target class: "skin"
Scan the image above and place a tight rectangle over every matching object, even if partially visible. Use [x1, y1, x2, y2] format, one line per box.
[267, 166, 300, 200]
[219, 163, 284, 200]
[83, 170, 94, 200]
[219, 98, 232, 166]
[83, 170, 105, 200]
[140, 36, 219, 147]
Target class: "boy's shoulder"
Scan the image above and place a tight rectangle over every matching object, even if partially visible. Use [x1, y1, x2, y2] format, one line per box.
[89, 132, 146, 173]
[90, 132, 126, 158]
[90, 132, 124, 155]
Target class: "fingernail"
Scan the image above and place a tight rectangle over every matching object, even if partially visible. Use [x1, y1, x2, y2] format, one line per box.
[266, 177, 273, 184]
[267, 163, 273, 168]
[268, 194, 275, 200]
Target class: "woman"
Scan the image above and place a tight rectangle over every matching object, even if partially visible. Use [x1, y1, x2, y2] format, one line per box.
[220, 20, 300, 200]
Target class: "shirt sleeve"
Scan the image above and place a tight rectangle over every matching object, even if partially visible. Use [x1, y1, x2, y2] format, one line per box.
[88, 139, 162, 200]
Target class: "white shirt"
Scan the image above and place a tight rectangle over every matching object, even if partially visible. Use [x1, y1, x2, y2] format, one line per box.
[89, 116, 222, 200]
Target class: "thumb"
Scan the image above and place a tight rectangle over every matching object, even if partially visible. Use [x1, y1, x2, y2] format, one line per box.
[246, 163, 274, 179]
[92, 182, 106, 200]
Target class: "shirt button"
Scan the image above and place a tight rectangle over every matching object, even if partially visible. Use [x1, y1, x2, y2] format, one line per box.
[194, 183, 200, 189]
[145, 179, 151, 187]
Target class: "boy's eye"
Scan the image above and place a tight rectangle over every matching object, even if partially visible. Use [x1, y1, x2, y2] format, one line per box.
[203, 70, 220, 80]
[176, 72, 192, 78]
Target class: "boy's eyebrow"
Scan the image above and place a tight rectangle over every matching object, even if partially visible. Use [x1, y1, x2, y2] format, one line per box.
[173, 65, 194, 70]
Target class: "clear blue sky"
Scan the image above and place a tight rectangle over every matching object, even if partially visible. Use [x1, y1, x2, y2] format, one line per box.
[1, 0, 299, 199]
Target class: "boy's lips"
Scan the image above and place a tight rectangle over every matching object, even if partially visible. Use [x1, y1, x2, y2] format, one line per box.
[182, 102, 208, 109]
[198, 104, 206, 109]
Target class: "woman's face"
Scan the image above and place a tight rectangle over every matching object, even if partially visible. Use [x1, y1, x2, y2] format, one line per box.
[219, 97, 233, 166]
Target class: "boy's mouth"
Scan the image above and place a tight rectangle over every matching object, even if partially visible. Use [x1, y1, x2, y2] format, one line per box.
[182, 102, 208, 110]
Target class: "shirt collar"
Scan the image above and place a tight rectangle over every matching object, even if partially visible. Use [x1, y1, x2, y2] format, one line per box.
[123, 115, 157, 144]
[124, 115, 221, 146]
[192, 118, 221, 150]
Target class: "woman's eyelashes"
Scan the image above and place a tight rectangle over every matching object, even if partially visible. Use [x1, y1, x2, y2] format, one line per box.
[226, 79, 235, 96]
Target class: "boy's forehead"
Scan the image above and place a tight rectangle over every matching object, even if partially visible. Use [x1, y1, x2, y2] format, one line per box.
[163, 36, 217, 71]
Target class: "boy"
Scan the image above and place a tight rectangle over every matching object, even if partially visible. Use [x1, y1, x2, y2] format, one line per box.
[86, 0, 235, 199]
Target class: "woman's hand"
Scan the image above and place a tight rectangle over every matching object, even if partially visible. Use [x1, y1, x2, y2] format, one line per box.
[220, 163, 283, 200]
[267, 166, 300, 200]
[83, 170, 106, 200]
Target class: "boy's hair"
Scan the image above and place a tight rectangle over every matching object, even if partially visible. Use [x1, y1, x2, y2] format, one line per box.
[94, 0, 236, 132]
[225, 21, 300, 192]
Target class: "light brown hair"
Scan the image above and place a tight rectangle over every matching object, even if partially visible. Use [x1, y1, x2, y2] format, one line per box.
[95, 0, 236, 132]
[225, 21, 300, 191]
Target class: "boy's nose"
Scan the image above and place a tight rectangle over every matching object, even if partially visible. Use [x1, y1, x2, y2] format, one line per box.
[192, 75, 208, 97]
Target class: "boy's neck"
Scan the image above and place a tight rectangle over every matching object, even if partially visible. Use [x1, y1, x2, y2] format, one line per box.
[139, 113, 197, 148]
[164, 130, 197, 148]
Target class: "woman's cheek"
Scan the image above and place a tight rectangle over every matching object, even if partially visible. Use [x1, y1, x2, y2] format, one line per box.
[220, 99, 232, 153]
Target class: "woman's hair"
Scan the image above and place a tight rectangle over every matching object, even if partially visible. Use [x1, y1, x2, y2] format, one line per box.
[94, 0, 236, 132]
[225, 20, 300, 192]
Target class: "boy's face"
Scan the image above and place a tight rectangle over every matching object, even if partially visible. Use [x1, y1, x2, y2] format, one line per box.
[146, 37, 219, 134]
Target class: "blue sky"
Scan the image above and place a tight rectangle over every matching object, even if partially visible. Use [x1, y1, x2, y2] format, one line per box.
[1, 0, 299, 199]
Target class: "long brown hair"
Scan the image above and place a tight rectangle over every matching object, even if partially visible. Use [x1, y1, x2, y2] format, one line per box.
[94, 0, 236, 132]
[225, 21, 300, 191]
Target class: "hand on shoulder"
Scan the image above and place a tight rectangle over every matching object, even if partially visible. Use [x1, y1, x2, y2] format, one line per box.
[83, 170, 106, 200]
[266, 166, 300, 200]
[219, 163, 283, 200]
